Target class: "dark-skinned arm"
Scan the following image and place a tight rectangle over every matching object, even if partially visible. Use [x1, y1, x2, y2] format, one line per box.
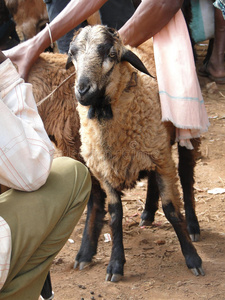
[119, 0, 184, 46]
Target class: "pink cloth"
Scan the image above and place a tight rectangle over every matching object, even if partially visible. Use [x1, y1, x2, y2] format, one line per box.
[153, 9, 209, 149]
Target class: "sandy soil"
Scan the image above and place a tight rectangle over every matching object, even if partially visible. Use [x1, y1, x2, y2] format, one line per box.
[48, 43, 225, 300]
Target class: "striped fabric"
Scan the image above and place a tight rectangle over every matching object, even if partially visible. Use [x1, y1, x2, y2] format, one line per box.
[153, 9, 209, 149]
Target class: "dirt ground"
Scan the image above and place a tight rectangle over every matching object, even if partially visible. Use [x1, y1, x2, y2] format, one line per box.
[49, 43, 225, 300]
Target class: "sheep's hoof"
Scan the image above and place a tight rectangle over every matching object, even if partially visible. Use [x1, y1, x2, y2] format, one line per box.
[105, 273, 122, 282]
[74, 260, 90, 270]
[139, 219, 153, 227]
[191, 267, 205, 276]
[190, 233, 200, 242]
[187, 219, 200, 242]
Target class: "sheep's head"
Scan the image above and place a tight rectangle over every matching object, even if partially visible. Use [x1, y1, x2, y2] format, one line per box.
[66, 25, 152, 121]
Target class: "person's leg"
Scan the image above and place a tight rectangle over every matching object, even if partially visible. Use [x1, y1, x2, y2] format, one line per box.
[0, 157, 91, 300]
[199, 6, 225, 83]
[208, 7, 225, 78]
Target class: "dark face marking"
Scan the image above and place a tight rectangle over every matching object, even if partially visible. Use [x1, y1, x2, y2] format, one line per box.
[97, 29, 120, 63]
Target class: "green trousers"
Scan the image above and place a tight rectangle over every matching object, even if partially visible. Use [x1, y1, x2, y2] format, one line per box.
[0, 157, 91, 300]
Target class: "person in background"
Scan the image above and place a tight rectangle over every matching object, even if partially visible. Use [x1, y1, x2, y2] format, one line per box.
[0, 49, 92, 299]
[199, 0, 225, 84]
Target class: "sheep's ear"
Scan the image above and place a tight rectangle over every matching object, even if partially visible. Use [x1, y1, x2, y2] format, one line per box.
[66, 56, 73, 70]
[121, 49, 154, 78]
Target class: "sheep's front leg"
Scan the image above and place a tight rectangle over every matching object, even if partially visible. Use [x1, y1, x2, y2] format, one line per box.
[74, 179, 106, 269]
[140, 170, 159, 226]
[155, 166, 204, 276]
[104, 182, 126, 282]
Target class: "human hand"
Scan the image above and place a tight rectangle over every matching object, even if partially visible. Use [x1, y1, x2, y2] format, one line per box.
[3, 40, 32, 81]
[3, 35, 43, 81]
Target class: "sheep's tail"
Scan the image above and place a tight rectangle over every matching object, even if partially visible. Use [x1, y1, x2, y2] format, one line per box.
[36, 71, 76, 107]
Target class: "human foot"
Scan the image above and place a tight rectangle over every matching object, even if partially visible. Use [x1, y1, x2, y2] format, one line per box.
[199, 62, 225, 84]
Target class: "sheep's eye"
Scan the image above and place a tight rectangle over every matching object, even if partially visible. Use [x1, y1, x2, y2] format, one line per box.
[108, 50, 116, 59]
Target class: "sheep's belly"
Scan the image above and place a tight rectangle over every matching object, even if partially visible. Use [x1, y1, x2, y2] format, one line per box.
[84, 147, 155, 190]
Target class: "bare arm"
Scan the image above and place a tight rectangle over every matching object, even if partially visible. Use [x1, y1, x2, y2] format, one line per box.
[3, 0, 108, 80]
[119, 0, 184, 47]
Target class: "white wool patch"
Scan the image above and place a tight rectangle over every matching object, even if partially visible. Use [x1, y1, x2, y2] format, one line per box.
[102, 59, 113, 74]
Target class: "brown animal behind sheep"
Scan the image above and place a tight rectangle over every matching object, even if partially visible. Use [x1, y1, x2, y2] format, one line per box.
[5, 0, 49, 41]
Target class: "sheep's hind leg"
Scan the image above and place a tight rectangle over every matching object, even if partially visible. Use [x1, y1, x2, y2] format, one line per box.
[140, 171, 159, 226]
[178, 138, 201, 242]
[155, 168, 204, 276]
[74, 179, 106, 270]
[104, 182, 126, 282]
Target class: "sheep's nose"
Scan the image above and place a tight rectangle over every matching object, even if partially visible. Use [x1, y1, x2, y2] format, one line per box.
[77, 77, 90, 96]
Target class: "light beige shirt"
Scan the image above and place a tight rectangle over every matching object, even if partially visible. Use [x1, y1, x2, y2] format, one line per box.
[0, 59, 54, 290]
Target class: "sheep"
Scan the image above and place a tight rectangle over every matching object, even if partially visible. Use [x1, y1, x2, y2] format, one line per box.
[25, 40, 201, 281]
[66, 24, 204, 282]
[4, 0, 49, 41]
